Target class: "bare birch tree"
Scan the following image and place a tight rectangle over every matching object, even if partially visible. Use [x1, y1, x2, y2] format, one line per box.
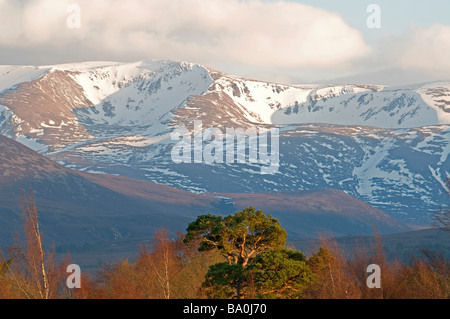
[6, 191, 63, 299]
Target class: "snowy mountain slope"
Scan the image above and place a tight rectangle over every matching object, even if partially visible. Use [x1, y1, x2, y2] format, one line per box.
[45, 123, 450, 224]
[186, 69, 450, 129]
[0, 60, 449, 152]
[417, 82, 450, 122]
[0, 65, 51, 93]
[70, 61, 213, 127]
[0, 60, 449, 226]
[0, 68, 94, 151]
[0, 61, 214, 151]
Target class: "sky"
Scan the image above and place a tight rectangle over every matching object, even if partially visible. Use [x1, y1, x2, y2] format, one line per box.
[0, 0, 449, 85]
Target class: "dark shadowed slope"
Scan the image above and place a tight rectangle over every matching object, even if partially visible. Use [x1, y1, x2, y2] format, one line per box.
[218, 190, 410, 239]
[0, 134, 221, 247]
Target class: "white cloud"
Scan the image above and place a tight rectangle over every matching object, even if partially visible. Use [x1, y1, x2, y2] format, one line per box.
[0, 0, 25, 45]
[0, 0, 370, 72]
[381, 24, 450, 79]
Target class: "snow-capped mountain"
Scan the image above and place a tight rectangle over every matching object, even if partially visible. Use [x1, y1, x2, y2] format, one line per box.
[0, 60, 449, 225]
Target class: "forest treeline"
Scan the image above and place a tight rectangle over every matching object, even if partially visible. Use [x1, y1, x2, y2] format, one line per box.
[0, 196, 449, 299]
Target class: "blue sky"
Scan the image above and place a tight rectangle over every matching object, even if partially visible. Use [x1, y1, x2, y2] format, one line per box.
[291, 0, 450, 34]
[0, 0, 449, 85]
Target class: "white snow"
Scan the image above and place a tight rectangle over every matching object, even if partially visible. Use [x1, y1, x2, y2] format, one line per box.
[15, 135, 49, 153]
[417, 81, 450, 124]
[429, 166, 450, 193]
[0, 65, 50, 93]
